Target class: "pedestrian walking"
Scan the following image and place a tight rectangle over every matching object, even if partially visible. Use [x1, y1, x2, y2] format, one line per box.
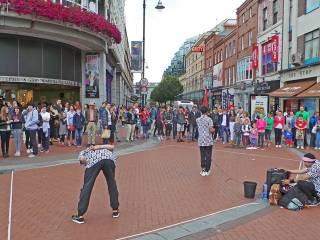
[196, 106, 215, 176]
[72, 144, 119, 224]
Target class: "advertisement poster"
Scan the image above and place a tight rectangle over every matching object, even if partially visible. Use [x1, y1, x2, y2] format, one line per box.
[212, 62, 223, 87]
[131, 41, 143, 72]
[85, 54, 100, 98]
[250, 95, 268, 121]
[251, 44, 259, 69]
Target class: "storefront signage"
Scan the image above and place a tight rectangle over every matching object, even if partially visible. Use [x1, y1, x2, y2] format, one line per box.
[271, 35, 279, 63]
[191, 46, 204, 52]
[254, 80, 280, 94]
[282, 65, 320, 82]
[250, 95, 269, 121]
[251, 45, 259, 69]
[0, 76, 80, 86]
[85, 54, 100, 98]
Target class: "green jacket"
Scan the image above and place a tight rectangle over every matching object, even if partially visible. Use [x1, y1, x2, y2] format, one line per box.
[265, 117, 274, 131]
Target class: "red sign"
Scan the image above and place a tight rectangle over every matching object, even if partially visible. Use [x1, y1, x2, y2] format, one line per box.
[251, 45, 259, 69]
[192, 46, 204, 52]
[271, 35, 279, 62]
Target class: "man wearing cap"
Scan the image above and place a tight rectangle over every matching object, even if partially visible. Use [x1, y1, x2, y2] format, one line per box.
[24, 103, 39, 158]
[85, 101, 98, 146]
[286, 153, 320, 205]
[72, 144, 120, 224]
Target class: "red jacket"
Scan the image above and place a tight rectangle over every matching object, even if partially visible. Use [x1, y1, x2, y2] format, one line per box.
[295, 119, 307, 130]
[273, 116, 285, 129]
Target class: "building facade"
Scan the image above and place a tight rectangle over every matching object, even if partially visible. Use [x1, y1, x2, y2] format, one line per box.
[234, 0, 259, 112]
[272, 0, 320, 115]
[0, 0, 133, 107]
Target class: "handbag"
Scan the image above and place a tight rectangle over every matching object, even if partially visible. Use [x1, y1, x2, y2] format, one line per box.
[68, 125, 76, 131]
[101, 129, 111, 139]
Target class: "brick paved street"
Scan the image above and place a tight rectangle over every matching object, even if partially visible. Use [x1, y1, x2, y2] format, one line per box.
[0, 140, 319, 240]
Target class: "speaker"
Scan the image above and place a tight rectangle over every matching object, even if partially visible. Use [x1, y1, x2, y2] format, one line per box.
[266, 168, 289, 198]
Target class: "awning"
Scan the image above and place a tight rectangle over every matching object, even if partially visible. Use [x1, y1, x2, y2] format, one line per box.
[268, 80, 316, 97]
[296, 82, 320, 97]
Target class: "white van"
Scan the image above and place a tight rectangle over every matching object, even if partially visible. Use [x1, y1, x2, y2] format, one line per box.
[174, 100, 194, 111]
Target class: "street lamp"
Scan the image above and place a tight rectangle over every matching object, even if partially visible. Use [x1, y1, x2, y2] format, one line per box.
[141, 0, 165, 106]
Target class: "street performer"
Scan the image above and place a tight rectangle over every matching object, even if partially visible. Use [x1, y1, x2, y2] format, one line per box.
[72, 144, 120, 224]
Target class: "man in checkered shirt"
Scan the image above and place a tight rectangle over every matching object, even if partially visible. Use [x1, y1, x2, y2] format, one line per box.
[196, 106, 215, 176]
[72, 144, 120, 224]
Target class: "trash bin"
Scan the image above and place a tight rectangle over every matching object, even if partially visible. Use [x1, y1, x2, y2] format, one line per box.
[243, 181, 257, 199]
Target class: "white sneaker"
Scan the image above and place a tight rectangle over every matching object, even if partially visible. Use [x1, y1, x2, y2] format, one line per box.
[315, 147, 318, 150]
[38, 144, 42, 148]
[279, 145, 282, 148]
[26, 149, 31, 153]
[296, 146, 300, 149]
[28, 154, 36, 158]
[200, 170, 206, 176]
[276, 145, 278, 148]
[301, 147, 304, 150]
[205, 171, 211, 176]
[14, 152, 21, 157]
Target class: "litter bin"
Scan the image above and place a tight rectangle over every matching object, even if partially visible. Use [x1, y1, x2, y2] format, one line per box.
[243, 181, 257, 199]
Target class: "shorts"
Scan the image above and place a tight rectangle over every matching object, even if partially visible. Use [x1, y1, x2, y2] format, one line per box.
[177, 123, 184, 132]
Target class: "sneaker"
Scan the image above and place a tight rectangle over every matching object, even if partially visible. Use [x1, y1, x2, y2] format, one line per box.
[28, 154, 36, 158]
[14, 152, 21, 157]
[71, 215, 84, 224]
[200, 170, 206, 176]
[112, 210, 120, 218]
[301, 147, 304, 150]
[38, 144, 42, 148]
[278, 145, 282, 148]
[45, 150, 49, 154]
[205, 170, 211, 176]
[315, 147, 318, 150]
[296, 146, 300, 149]
[26, 149, 31, 154]
[275, 145, 278, 148]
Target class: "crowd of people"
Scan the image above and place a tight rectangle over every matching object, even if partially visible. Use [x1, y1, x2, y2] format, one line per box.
[1, 94, 320, 159]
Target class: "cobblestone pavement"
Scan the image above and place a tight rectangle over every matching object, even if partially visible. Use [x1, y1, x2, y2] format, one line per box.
[0, 140, 319, 240]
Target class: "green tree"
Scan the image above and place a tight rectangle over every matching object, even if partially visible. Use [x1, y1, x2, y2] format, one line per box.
[150, 75, 183, 104]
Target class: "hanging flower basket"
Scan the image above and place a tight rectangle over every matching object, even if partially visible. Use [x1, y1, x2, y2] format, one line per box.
[0, 0, 121, 43]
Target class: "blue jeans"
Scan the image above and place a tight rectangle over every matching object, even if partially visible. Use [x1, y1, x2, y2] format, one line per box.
[75, 128, 83, 146]
[12, 129, 22, 153]
[188, 124, 197, 140]
[234, 133, 241, 146]
[316, 132, 320, 148]
[142, 125, 149, 138]
[219, 126, 229, 142]
[250, 138, 257, 146]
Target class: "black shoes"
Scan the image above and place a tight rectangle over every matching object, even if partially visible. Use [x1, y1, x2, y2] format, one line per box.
[71, 215, 84, 224]
[112, 209, 120, 218]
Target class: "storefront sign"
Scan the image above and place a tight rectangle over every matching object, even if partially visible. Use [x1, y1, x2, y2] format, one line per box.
[250, 95, 269, 121]
[0, 76, 80, 86]
[191, 46, 204, 52]
[85, 54, 100, 98]
[282, 64, 320, 82]
[271, 35, 279, 63]
[251, 45, 259, 69]
[254, 80, 280, 94]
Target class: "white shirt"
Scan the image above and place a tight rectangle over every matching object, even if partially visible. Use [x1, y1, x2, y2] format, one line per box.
[222, 114, 227, 126]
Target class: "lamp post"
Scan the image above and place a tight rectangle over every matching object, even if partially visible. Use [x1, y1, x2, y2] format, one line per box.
[140, 0, 165, 106]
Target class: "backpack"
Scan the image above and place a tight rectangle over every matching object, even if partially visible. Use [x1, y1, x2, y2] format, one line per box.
[278, 186, 308, 211]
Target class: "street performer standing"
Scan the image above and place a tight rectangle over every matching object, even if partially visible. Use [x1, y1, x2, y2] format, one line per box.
[72, 144, 120, 224]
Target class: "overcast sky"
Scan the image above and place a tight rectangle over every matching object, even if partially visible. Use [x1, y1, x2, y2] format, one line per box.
[125, 0, 244, 83]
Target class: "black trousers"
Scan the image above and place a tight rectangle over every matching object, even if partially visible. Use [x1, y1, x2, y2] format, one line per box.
[29, 129, 38, 155]
[200, 145, 213, 172]
[274, 128, 282, 145]
[0, 130, 10, 156]
[296, 180, 317, 201]
[77, 159, 119, 216]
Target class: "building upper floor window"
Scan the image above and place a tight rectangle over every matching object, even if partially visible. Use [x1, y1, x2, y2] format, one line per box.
[248, 31, 253, 47]
[240, 36, 244, 50]
[273, 0, 278, 25]
[304, 29, 320, 64]
[233, 40, 236, 54]
[263, 7, 268, 31]
[242, 13, 245, 23]
[306, 0, 320, 13]
[225, 45, 228, 59]
[237, 57, 253, 81]
[249, 7, 252, 18]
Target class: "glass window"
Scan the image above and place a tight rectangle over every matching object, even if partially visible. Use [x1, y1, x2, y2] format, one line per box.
[248, 31, 252, 47]
[237, 57, 253, 81]
[304, 30, 320, 64]
[263, 7, 268, 31]
[249, 7, 252, 18]
[233, 40, 236, 54]
[273, 0, 278, 25]
[262, 40, 278, 74]
[306, 0, 320, 13]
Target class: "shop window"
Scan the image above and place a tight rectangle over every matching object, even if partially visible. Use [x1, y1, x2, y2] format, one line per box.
[262, 41, 278, 74]
[19, 39, 42, 77]
[304, 29, 320, 65]
[306, 0, 320, 13]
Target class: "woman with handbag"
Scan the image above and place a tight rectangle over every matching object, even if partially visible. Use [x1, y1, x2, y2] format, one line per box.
[67, 105, 76, 146]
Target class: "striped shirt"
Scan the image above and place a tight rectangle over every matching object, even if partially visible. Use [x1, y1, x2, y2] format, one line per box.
[78, 148, 118, 168]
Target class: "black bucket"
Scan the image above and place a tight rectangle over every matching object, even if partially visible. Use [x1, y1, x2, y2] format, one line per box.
[243, 181, 257, 199]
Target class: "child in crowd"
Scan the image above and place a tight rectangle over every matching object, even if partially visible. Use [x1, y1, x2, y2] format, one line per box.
[284, 128, 294, 148]
[242, 118, 251, 147]
[295, 115, 307, 150]
[249, 123, 258, 148]
[233, 117, 242, 148]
